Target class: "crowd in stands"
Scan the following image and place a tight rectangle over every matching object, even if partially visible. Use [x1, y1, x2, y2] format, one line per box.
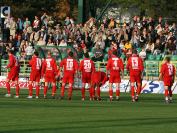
[0, 12, 176, 62]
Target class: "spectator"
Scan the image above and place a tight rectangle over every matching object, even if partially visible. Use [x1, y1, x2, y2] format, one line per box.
[130, 30, 139, 48]
[23, 17, 31, 29]
[59, 39, 67, 46]
[16, 18, 23, 34]
[32, 16, 40, 32]
[25, 43, 34, 60]
[145, 41, 154, 54]
[139, 48, 146, 60]
[9, 17, 17, 38]
[92, 44, 103, 62]
[37, 37, 46, 46]
[108, 41, 117, 58]
[124, 41, 132, 51]
[47, 38, 54, 46]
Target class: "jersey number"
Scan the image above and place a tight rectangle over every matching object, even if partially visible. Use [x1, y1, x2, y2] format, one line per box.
[132, 58, 138, 69]
[66, 61, 73, 70]
[84, 62, 91, 70]
[168, 65, 173, 76]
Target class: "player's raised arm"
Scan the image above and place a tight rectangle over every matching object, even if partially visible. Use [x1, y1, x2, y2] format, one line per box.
[6, 50, 14, 68]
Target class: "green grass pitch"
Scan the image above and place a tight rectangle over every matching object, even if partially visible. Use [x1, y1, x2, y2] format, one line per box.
[0, 88, 177, 133]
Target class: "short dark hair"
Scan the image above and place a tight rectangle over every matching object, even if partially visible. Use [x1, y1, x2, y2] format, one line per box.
[84, 52, 90, 58]
[132, 49, 137, 54]
[47, 51, 52, 56]
[68, 51, 74, 57]
[7, 50, 13, 54]
[165, 56, 171, 62]
[34, 51, 39, 56]
[112, 51, 117, 56]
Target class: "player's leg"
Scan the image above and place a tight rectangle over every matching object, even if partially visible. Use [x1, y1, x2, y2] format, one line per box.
[115, 83, 120, 100]
[135, 82, 141, 101]
[81, 83, 86, 100]
[168, 86, 173, 102]
[96, 84, 101, 101]
[130, 82, 135, 102]
[51, 82, 57, 98]
[35, 82, 40, 98]
[89, 83, 94, 101]
[68, 83, 73, 100]
[5, 78, 11, 97]
[14, 80, 20, 98]
[109, 83, 113, 101]
[164, 85, 169, 103]
[60, 82, 66, 99]
[28, 80, 33, 98]
[44, 82, 48, 98]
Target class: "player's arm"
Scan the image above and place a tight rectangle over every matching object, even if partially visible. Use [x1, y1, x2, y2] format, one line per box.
[29, 57, 33, 66]
[6, 56, 14, 68]
[41, 61, 46, 77]
[126, 58, 130, 75]
[172, 65, 176, 83]
[159, 65, 164, 81]
[74, 60, 80, 78]
[106, 59, 110, 76]
[120, 59, 124, 79]
[139, 58, 144, 78]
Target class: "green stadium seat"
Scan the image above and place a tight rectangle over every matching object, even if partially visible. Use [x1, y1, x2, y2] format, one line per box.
[155, 54, 162, 61]
[121, 54, 126, 60]
[105, 47, 110, 53]
[103, 54, 108, 61]
[137, 48, 142, 53]
[171, 55, 177, 61]
[148, 54, 155, 60]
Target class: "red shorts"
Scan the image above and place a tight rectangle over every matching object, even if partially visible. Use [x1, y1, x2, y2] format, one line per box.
[44, 73, 56, 83]
[164, 77, 173, 86]
[82, 73, 91, 83]
[30, 71, 41, 82]
[130, 75, 142, 83]
[7, 71, 19, 81]
[109, 74, 121, 83]
[62, 74, 74, 84]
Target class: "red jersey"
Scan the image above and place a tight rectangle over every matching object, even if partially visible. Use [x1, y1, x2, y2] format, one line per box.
[160, 62, 175, 86]
[7, 54, 19, 72]
[60, 57, 78, 75]
[126, 54, 144, 75]
[106, 55, 124, 75]
[42, 57, 58, 76]
[29, 56, 42, 73]
[92, 71, 108, 84]
[80, 58, 95, 74]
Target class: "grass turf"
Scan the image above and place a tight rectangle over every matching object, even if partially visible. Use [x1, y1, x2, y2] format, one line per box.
[0, 88, 177, 133]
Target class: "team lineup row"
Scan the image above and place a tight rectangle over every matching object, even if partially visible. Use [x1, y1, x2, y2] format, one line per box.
[4, 49, 176, 103]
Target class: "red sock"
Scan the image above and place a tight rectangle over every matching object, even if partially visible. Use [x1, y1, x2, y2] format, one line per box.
[52, 86, 56, 96]
[116, 89, 120, 97]
[131, 86, 135, 98]
[36, 85, 40, 97]
[165, 89, 168, 97]
[137, 85, 141, 95]
[92, 88, 95, 97]
[6, 82, 10, 94]
[169, 89, 172, 97]
[109, 89, 113, 97]
[68, 87, 73, 98]
[81, 87, 85, 98]
[29, 84, 33, 96]
[97, 87, 101, 98]
[16, 84, 20, 96]
[44, 86, 48, 96]
[61, 86, 65, 97]
[89, 88, 92, 98]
